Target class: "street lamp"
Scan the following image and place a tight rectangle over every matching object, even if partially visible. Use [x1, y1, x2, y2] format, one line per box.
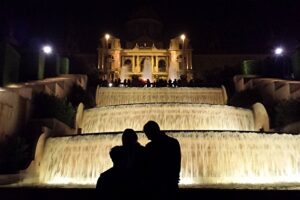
[42, 45, 53, 55]
[273, 46, 290, 78]
[105, 34, 110, 47]
[180, 34, 186, 72]
[104, 33, 111, 81]
[37, 45, 54, 80]
[274, 47, 284, 56]
[180, 34, 186, 43]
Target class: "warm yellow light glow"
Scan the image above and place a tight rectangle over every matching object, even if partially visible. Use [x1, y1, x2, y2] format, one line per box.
[36, 132, 300, 188]
[180, 34, 186, 41]
[0, 87, 6, 91]
[105, 33, 110, 40]
[6, 84, 23, 88]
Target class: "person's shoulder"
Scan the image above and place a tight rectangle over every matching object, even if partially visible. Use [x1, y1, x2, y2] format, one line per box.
[99, 168, 114, 178]
[165, 134, 179, 142]
[166, 135, 180, 146]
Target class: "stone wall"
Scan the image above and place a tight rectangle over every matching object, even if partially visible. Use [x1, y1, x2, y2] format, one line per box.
[233, 75, 300, 106]
[0, 89, 27, 141]
[0, 74, 87, 141]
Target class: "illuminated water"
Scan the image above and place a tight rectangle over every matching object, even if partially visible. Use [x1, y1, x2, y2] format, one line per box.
[168, 61, 178, 81]
[36, 132, 300, 187]
[95, 87, 227, 106]
[120, 66, 129, 82]
[81, 103, 255, 133]
[141, 57, 153, 82]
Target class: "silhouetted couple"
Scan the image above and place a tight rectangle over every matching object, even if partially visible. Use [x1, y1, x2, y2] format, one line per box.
[96, 120, 181, 200]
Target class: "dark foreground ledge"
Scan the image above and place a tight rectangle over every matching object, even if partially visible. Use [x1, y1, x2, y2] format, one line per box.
[1, 187, 300, 200]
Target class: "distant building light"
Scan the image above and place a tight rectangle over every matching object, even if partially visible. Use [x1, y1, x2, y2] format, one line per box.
[274, 47, 284, 55]
[42, 45, 53, 54]
[180, 34, 186, 41]
[6, 84, 22, 88]
[105, 34, 110, 40]
[108, 83, 113, 87]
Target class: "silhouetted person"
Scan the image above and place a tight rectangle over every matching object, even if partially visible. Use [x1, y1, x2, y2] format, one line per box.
[122, 129, 147, 196]
[173, 79, 178, 87]
[168, 79, 172, 87]
[127, 79, 131, 87]
[146, 79, 151, 87]
[122, 129, 146, 172]
[96, 146, 129, 199]
[143, 121, 181, 200]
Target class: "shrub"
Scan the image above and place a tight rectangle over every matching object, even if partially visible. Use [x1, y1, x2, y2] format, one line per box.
[0, 136, 30, 174]
[68, 84, 95, 109]
[228, 89, 263, 109]
[275, 98, 300, 128]
[32, 92, 75, 127]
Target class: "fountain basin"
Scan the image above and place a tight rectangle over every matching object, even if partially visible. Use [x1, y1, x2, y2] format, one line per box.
[78, 103, 268, 133]
[95, 86, 228, 106]
[22, 131, 300, 188]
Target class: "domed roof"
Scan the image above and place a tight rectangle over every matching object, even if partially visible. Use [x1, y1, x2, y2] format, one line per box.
[129, 5, 160, 20]
[125, 5, 163, 41]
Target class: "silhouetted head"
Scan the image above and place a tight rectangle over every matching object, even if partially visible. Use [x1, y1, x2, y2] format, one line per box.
[143, 120, 161, 140]
[109, 146, 126, 167]
[122, 128, 138, 146]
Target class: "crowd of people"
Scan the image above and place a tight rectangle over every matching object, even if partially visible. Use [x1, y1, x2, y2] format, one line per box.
[97, 77, 219, 88]
[95, 121, 181, 200]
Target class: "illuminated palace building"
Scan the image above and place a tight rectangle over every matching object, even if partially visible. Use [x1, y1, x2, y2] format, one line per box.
[97, 10, 193, 82]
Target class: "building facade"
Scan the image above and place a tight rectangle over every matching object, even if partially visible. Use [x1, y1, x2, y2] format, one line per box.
[97, 35, 193, 82]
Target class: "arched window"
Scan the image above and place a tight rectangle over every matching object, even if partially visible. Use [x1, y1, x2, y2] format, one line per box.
[140, 58, 145, 72]
[124, 59, 132, 72]
[158, 60, 166, 72]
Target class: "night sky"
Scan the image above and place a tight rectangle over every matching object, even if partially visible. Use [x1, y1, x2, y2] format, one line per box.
[1, 0, 300, 54]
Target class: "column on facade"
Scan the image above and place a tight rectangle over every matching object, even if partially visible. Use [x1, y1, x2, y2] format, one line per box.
[137, 56, 140, 73]
[131, 56, 134, 73]
[101, 50, 105, 70]
[185, 51, 189, 70]
[151, 56, 154, 73]
[189, 51, 192, 69]
[134, 56, 137, 70]
[187, 51, 190, 69]
[155, 56, 158, 73]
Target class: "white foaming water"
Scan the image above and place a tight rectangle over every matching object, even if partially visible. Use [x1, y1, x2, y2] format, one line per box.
[81, 103, 255, 133]
[120, 66, 129, 82]
[37, 132, 300, 186]
[168, 62, 178, 81]
[142, 57, 152, 82]
[96, 87, 227, 106]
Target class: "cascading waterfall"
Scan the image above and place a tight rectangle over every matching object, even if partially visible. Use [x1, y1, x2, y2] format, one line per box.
[167, 62, 178, 81]
[96, 87, 227, 106]
[142, 57, 153, 82]
[38, 132, 300, 187]
[81, 103, 255, 133]
[120, 66, 129, 82]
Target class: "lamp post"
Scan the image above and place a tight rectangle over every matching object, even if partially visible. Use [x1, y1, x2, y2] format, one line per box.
[38, 45, 53, 80]
[180, 34, 186, 77]
[274, 47, 284, 56]
[105, 34, 110, 47]
[104, 34, 110, 81]
[273, 46, 289, 78]
[42, 45, 53, 55]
